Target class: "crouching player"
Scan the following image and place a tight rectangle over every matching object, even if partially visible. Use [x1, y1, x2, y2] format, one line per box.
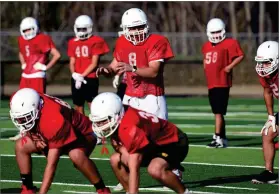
[252, 41, 279, 184]
[9, 88, 110, 194]
[89, 92, 191, 194]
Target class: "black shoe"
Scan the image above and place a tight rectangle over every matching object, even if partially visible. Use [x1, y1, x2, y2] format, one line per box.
[252, 170, 278, 184]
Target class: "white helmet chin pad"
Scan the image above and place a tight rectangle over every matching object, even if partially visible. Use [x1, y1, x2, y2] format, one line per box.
[255, 41, 279, 77]
[74, 15, 93, 40]
[89, 92, 124, 138]
[121, 8, 149, 45]
[10, 88, 42, 133]
[206, 18, 226, 44]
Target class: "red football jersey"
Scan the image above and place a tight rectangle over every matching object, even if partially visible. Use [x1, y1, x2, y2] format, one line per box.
[68, 36, 110, 78]
[18, 33, 56, 75]
[259, 73, 279, 99]
[113, 34, 174, 97]
[118, 107, 179, 154]
[35, 94, 93, 149]
[202, 38, 244, 89]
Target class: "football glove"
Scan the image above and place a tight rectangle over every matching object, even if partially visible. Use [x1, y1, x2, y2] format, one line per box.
[261, 115, 276, 135]
[72, 72, 87, 84]
[75, 80, 82, 89]
[113, 75, 121, 89]
[21, 63, 26, 70]
[33, 62, 46, 71]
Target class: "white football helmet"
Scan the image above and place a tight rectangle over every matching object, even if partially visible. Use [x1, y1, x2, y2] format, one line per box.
[89, 92, 124, 138]
[121, 8, 149, 45]
[206, 18, 226, 44]
[20, 17, 39, 40]
[255, 41, 279, 77]
[10, 88, 42, 134]
[74, 15, 93, 40]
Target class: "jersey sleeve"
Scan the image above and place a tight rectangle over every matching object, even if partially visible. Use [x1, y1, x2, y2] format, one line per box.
[67, 40, 75, 57]
[40, 35, 56, 53]
[228, 40, 244, 61]
[148, 37, 174, 62]
[43, 113, 77, 149]
[91, 37, 110, 56]
[120, 125, 149, 154]
[113, 38, 123, 62]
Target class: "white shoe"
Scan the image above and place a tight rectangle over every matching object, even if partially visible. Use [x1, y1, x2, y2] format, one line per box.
[113, 183, 124, 191]
[96, 138, 102, 145]
[9, 133, 22, 141]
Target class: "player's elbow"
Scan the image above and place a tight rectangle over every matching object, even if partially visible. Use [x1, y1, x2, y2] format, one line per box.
[150, 70, 158, 78]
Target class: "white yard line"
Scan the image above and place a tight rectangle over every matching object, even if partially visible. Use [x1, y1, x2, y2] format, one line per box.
[176, 124, 261, 129]
[205, 185, 258, 190]
[1, 154, 277, 169]
[169, 112, 266, 117]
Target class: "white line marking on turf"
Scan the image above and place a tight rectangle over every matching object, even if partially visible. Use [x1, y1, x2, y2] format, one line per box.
[190, 144, 262, 150]
[1, 154, 278, 169]
[206, 185, 258, 190]
[186, 132, 260, 137]
[0, 180, 221, 194]
[177, 124, 261, 129]
[169, 112, 266, 117]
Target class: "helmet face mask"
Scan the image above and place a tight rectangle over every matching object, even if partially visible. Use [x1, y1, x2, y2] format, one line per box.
[74, 15, 93, 40]
[255, 41, 279, 77]
[206, 18, 226, 44]
[10, 88, 42, 134]
[89, 92, 124, 138]
[121, 8, 149, 45]
[20, 17, 39, 40]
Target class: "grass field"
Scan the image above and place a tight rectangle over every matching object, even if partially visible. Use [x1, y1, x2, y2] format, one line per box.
[0, 97, 279, 194]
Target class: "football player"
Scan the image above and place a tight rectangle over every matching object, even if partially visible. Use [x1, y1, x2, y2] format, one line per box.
[10, 88, 111, 194]
[10, 17, 61, 141]
[202, 18, 244, 148]
[251, 41, 279, 184]
[97, 8, 174, 120]
[89, 92, 191, 194]
[68, 15, 110, 115]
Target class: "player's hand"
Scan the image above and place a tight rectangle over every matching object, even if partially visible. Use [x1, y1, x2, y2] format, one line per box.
[261, 115, 276, 135]
[96, 67, 111, 77]
[224, 66, 232, 73]
[72, 72, 87, 84]
[33, 62, 47, 71]
[75, 80, 82, 89]
[21, 63, 26, 70]
[113, 75, 121, 89]
[116, 62, 133, 73]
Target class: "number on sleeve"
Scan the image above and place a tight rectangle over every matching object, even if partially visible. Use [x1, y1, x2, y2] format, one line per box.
[270, 83, 279, 97]
[138, 111, 159, 123]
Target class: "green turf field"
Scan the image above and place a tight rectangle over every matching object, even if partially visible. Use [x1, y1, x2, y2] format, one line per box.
[0, 97, 279, 194]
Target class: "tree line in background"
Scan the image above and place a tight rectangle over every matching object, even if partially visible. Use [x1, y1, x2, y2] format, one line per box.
[1, 2, 278, 39]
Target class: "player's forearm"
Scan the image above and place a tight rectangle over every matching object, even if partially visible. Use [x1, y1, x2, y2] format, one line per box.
[128, 154, 142, 194]
[39, 149, 60, 194]
[69, 58, 75, 74]
[264, 88, 274, 115]
[228, 55, 244, 69]
[18, 52, 25, 65]
[82, 55, 99, 77]
[135, 67, 158, 78]
[46, 49, 61, 70]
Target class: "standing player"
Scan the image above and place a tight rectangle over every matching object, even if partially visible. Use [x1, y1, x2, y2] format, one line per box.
[202, 18, 244, 148]
[68, 15, 110, 115]
[10, 17, 61, 141]
[97, 8, 174, 120]
[89, 92, 190, 194]
[9, 88, 111, 194]
[252, 41, 278, 184]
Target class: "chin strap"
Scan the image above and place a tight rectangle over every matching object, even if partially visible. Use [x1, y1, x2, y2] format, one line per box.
[101, 136, 109, 155]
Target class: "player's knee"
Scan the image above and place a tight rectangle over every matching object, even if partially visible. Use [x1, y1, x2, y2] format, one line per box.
[15, 139, 24, 153]
[147, 162, 163, 179]
[69, 150, 86, 166]
[262, 126, 278, 140]
[110, 153, 120, 167]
